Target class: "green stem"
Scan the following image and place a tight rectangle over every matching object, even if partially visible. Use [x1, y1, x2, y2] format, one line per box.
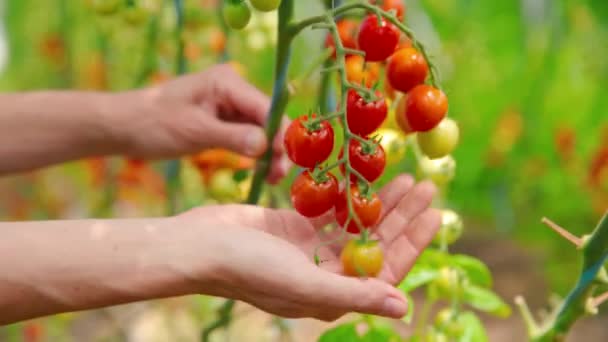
[530, 213, 608, 341]
[165, 0, 187, 215]
[202, 2, 295, 341]
[134, 13, 160, 87]
[246, 0, 295, 205]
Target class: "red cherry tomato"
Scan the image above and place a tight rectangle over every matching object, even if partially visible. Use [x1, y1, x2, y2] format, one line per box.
[405, 85, 448, 132]
[340, 140, 386, 183]
[346, 89, 388, 136]
[290, 170, 339, 218]
[325, 19, 358, 59]
[335, 184, 382, 234]
[357, 15, 400, 62]
[284, 114, 334, 168]
[341, 239, 384, 277]
[370, 0, 406, 21]
[387, 47, 428, 93]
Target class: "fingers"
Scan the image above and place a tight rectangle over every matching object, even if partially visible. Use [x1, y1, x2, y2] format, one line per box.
[214, 64, 271, 126]
[380, 208, 441, 284]
[306, 269, 408, 319]
[309, 174, 415, 230]
[376, 180, 437, 244]
[202, 119, 268, 158]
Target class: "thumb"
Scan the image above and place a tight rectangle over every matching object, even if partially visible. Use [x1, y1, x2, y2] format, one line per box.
[202, 119, 268, 157]
[309, 270, 408, 319]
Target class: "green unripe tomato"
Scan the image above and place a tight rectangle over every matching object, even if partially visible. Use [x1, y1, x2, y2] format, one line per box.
[416, 155, 456, 187]
[431, 267, 464, 299]
[91, 0, 121, 15]
[434, 308, 465, 338]
[223, 0, 252, 30]
[208, 169, 240, 203]
[250, 0, 282, 12]
[417, 118, 460, 159]
[123, 7, 149, 26]
[432, 209, 464, 246]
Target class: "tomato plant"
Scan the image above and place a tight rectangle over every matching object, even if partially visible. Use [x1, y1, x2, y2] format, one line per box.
[325, 19, 358, 59]
[249, 0, 282, 12]
[339, 139, 386, 183]
[335, 184, 382, 234]
[222, 0, 252, 30]
[357, 14, 400, 62]
[290, 169, 339, 218]
[405, 84, 448, 132]
[417, 117, 460, 159]
[284, 114, 334, 168]
[341, 239, 384, 277]
[386, 47, 428, 93]
[346, 89, 388, 136]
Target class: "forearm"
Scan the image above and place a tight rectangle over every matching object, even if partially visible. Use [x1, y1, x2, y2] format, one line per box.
[0, 91, 136, 175]
[0, 217, 213, 324]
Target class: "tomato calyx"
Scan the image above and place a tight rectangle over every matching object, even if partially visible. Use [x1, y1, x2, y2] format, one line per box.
[356, 136, 381, 156]
[301, 111, 327, 132]
[309, 166, 331, 184]
[355, 179, 374, 201]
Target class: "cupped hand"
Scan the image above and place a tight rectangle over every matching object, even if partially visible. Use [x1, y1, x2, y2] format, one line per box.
[120, 64, 289, 183]
[179, 175, 440, 321]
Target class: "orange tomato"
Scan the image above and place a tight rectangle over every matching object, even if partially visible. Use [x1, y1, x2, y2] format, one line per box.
[345, 55, 381, 87]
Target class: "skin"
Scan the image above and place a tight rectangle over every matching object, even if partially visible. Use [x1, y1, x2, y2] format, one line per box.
[0, 64, 441, 324]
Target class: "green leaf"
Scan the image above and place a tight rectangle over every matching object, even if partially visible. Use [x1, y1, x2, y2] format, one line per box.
[402, 292, 415, 324]
[458, 311, 489, 342]
[318, 323, 359, 342]
[233, 169, 250, 183]
[399, 265, 439, 292]
[317, 322, 400, 342]
[463, 285, 511, 318]
[450, 254, 493, 288]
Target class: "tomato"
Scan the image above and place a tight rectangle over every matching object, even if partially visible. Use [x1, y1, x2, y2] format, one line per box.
[223, 0, 252, 30]
[417, 118, 459, 159]
[339, 140, 386, 183]
[386, 47, 428, 93]
[335, 184, 382, 234]
[357, 15, 400, 62]
[250, 0, 282, 12]
[345, 55, 381, 87]
[290, 170, 339, 218]
[375, 128, 407, 166]
[325, 19, 358, 58]
[434, 309, 465, 338]
[346, 89, 388, 136]
[91, 0, 121, 15]
[341, 239, 384, 277]
[395, 94, 414, 134]
[416, 155, 456, 187]
[431, 267, 463, 299]
[405, 85, 448, 132]
[432, 209, 463, 246]
[284, 114, 334, 168]
[123, 6, 148, 26]
[208, 169, 240, 203]
[372, 0, 406, 21]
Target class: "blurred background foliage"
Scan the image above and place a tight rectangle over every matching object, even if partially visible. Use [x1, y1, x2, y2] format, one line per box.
[0, 0, 606, 340]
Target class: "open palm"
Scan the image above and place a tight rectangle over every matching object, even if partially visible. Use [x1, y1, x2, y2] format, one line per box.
[185, 174, 441, 321]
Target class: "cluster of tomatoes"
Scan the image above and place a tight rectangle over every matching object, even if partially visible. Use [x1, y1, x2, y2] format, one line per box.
[222, 0, 281, 30]
[284, 1, 459, 278]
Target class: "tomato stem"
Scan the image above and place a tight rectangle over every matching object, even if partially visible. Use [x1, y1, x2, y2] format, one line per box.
[164, 0, 187, 215]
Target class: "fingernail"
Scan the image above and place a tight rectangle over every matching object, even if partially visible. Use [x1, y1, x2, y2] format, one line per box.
[382, 297, 407, 318]
[245, 130, 267, 156]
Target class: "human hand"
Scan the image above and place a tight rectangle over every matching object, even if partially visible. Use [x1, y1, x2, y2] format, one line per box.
[115, 64, 289, 183]
[178, 175, 440, 321]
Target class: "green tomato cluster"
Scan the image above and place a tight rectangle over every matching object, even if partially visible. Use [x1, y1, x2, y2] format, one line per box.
[223, 0, 281, 31]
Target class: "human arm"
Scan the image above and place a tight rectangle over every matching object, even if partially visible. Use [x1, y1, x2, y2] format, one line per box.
[0, 64, 288, 182]
[0, 175, 440, 324]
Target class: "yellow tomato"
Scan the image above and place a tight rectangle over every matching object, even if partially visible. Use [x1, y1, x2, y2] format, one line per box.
[375, 128, 408, 166]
